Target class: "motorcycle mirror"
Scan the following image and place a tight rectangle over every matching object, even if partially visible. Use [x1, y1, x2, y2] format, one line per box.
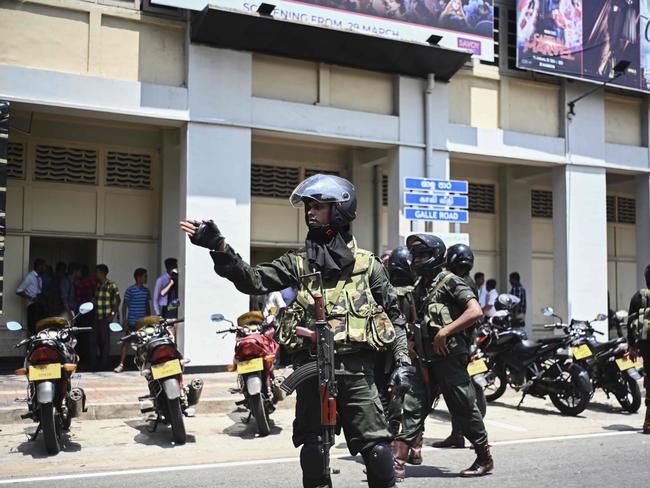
[6, 321, 23, 331]
[109, 322, 123, 333]
[594, 313, 607, 322]
[615, 310, 628, 320]
[79, 302, 94, 315]
[211, 313, 225, 322]
[542, 307, 554, 316]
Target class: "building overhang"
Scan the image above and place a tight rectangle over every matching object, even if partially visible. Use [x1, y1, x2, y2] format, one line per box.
[190, 7, 471, 80]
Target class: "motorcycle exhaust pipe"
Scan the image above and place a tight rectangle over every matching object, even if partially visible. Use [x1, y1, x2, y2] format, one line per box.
[186, 378, 204, 406]
[67, 387, 86, 418]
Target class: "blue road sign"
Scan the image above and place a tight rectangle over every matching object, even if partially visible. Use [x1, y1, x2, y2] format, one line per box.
[405, 208, 469, 223]
[404, 192, 468, 208]
[404, 178, 468, 193]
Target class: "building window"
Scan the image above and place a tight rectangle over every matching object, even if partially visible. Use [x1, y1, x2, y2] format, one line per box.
[531, 190, 552, 218]
[382, 174, 388, 206]
[252, 164, 301, 198]
[506, 7, 523, 72]
[468, 183, 496, 214]
[616, 197, 636, 224]
[106, 151, 152, 189]
[7, 142, 25, 180]
[34, 145, 98, 185]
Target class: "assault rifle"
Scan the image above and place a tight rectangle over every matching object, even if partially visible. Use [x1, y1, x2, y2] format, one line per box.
[280, 272, 337, 481]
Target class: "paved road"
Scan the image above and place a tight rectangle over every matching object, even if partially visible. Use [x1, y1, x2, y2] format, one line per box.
[0, 388, 646, 486]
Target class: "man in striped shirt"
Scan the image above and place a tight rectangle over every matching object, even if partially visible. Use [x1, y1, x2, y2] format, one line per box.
[114, 268, 152, 373]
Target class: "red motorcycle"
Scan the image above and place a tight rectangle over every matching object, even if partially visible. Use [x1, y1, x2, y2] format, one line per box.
[212, 311, 283, 436]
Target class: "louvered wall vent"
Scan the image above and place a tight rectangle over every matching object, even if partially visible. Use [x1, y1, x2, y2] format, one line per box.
[34, 145, 97, 184]
[106, 151, 152, 189]
[606, 196, 616, 223]
[617, 197, 636, 224]
[468, 183, 496, 214]
[7, 142, 24, 179]
[531, 190, 553, 218]
[382, 174, 388, 206]
[304, 168, 340, 179]
[252, 165, 300, 198]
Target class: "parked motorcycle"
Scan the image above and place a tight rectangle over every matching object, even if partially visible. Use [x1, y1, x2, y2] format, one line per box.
[545, 308, 643, 413]
[477, 306, 593, 415]
[212, 312, 283, 436]
[118, 315, 203, 445]
[6, 302, 100, 454]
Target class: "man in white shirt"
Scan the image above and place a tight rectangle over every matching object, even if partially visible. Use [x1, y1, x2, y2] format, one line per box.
[483, 279, 498, 317]
[16, 258, 46, 334]
[474, 272, 487, 308]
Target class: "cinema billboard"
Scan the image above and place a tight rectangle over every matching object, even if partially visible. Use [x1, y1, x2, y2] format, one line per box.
[517, 0, 650, 92]
[154, 0, 495, 62]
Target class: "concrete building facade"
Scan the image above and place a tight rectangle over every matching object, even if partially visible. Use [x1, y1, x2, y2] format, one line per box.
[1, 0, 648, 367]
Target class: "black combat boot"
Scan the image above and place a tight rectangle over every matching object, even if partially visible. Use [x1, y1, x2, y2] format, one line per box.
[459, 440, 493, 477]
[407, 431, 423, 465]
[390, 440, 409, 482]
[431, 431, 465, 448]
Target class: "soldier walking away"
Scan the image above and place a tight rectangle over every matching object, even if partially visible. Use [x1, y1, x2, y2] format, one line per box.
[181, 174, 414, 488]
[627, 264, 650, 434]
[433, 243, 487, 449]
[395, 235, 492, 478]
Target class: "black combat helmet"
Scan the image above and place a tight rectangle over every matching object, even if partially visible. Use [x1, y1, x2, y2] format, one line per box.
[290, 174, 357, 229]
[406, 234, 446, 275]
[387, 246, 414, 286]
[446, 243, 475, 277]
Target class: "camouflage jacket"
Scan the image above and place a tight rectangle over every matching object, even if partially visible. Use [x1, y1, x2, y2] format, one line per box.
[210, 239, 408, 374]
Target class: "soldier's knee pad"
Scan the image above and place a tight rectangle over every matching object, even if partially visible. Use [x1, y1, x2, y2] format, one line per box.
[362, 442, 396, 488]
[300, 443, 330, 488]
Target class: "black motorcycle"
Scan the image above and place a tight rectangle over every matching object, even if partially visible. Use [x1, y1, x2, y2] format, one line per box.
[6, 302, 98, 454]
[478, 307, 593, 415]
[547, 308, 643, 413]
[118, 316, 203, 444]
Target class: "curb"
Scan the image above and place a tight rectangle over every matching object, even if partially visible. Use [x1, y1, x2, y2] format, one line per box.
[0, 396, 297, 424]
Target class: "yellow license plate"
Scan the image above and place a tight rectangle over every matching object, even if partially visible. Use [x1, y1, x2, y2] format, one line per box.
[616, 357, 635, 371]
[467, 358, 488, 376]
[151, 359, 182, 380]
[572, 344, 593, 360]
[237, 357, 264, 374]
[28, 363, 61, 381]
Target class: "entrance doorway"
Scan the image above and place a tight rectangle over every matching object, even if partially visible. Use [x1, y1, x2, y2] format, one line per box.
[29, 236, 97, 272]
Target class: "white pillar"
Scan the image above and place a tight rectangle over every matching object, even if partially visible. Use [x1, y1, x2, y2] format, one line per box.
[636, 173, 650, 288]
[553, 165, 608, 338]
[160, 129, 182, 274]
[501, 168, 533, 334]
[180, 45, 253, 367]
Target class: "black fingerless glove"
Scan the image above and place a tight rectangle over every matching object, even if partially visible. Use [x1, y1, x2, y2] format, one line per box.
[388, 355, 415, 398]
[189, 220, 225, 250]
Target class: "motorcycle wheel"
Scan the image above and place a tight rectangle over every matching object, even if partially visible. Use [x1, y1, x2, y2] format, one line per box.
[41, 403, 62, 455]
[484, 367, 507, 402]
[549, 372, 590, 416]
[615, 374, 642, 414]
[166, 397, 187, 445]
[249, 393, 271, 437]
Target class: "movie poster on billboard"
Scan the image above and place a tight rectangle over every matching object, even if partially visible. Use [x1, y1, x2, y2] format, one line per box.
[516, 0, 583, 76]
[153, 0, 495, 61]
[581, 0, 640, 89]
[642, 0, 650, 90]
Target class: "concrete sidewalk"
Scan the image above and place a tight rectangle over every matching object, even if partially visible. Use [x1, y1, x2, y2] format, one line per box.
[0, 369, 296, 423]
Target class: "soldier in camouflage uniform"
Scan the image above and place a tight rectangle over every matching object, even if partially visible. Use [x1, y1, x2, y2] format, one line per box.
[392, 234, 492, 479]
[433, 243, 487, 449]
[181, 174, 414, 488]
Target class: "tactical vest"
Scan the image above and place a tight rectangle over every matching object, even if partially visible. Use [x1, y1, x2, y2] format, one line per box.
[276, 248, 396, 354]
[634, 288, 650, 342]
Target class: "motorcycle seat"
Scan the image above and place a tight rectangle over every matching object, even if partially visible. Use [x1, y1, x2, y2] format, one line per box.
[517, 339, 543, 353]
[592, 338, 624, 353]
[538, 336, 568, 345]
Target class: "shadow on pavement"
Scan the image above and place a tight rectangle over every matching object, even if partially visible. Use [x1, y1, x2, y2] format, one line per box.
[222, 408, 283, 439]
[124, 419, 197, 447]
[11, 428, 81, 458]
[586, 401, 634, 415]
[489, 400, 574, 417]
[338, 455, 460, 479]
[601, 424, 639, 432]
